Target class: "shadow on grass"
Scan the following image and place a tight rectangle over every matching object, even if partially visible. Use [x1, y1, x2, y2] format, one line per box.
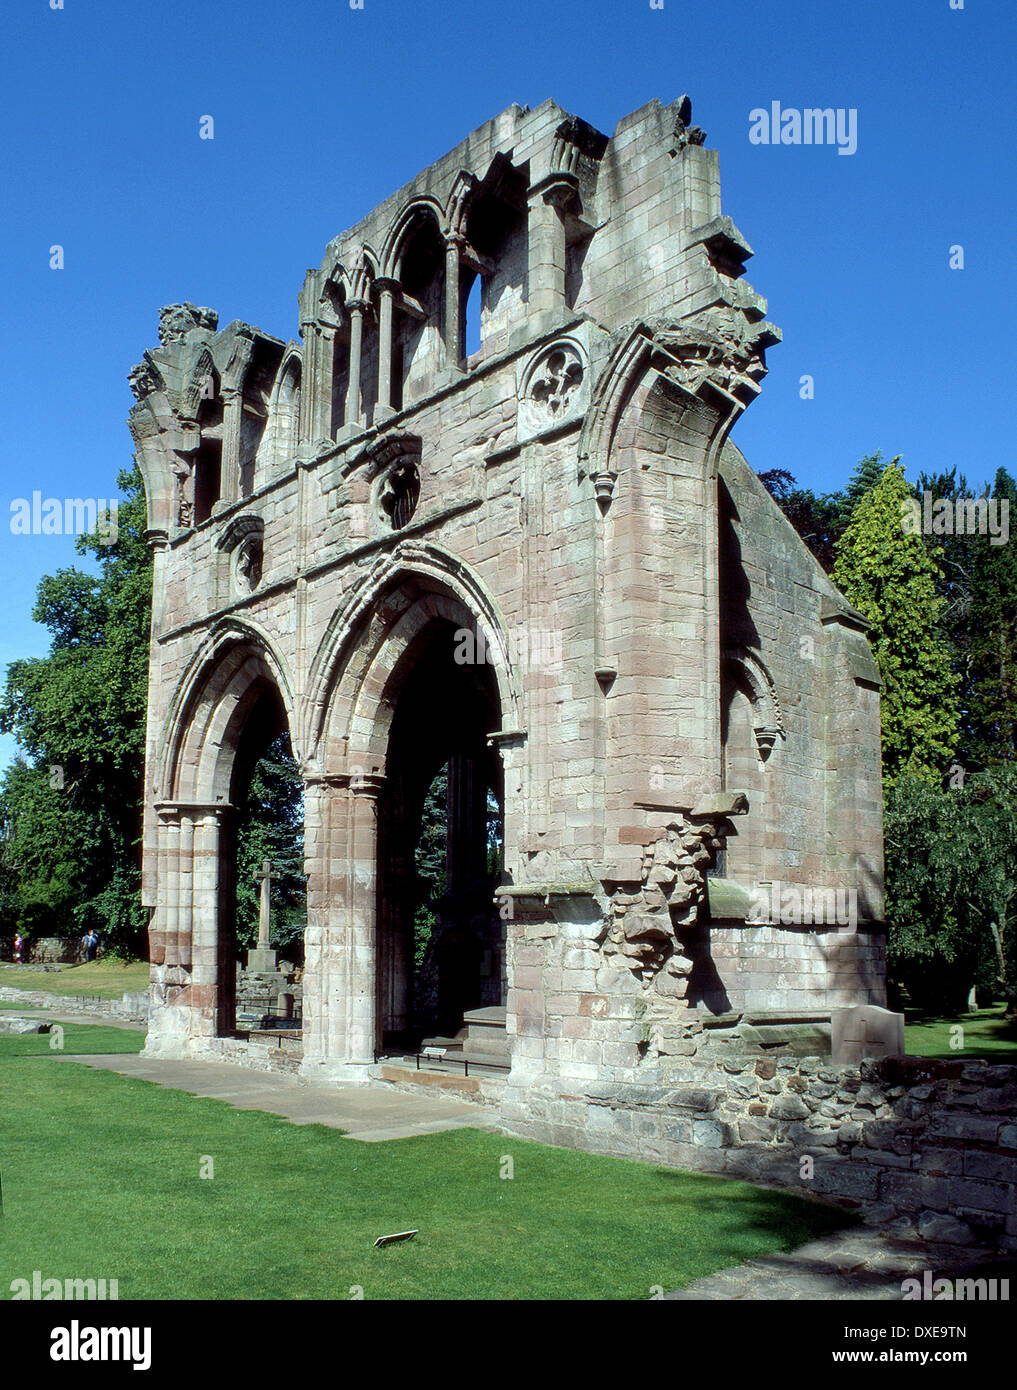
[648, 1165, 856, 1249]
[905, 1005, 1017, 1060]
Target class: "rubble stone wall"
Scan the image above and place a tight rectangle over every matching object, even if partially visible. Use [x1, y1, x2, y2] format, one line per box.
[500, 1056, 1017, 1253]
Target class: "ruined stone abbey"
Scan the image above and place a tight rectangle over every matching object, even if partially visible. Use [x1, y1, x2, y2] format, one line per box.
[129, 97, 886, 1131]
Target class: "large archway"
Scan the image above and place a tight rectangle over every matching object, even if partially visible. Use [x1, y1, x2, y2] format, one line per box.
[376, 621, 503, 1052]
[300, 559, 519, 1080]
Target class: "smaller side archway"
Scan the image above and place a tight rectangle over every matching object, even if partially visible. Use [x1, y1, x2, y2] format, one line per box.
[147, 629, 302, 1055]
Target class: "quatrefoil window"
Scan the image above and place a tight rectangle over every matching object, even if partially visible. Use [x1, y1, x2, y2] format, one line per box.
[529, 349, 584, 415]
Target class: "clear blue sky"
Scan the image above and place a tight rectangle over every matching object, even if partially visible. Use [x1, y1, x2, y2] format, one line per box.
[1, 0, 1014, 770]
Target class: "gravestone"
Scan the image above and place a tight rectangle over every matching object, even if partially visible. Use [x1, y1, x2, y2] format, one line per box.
[831, 1004, 905, 1066]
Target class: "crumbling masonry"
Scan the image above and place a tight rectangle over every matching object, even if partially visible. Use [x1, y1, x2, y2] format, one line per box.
[129, 98, 886, 1125]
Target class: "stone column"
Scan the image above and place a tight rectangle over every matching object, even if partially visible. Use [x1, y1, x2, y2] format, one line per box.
[444, 234, 464, 371]
[526, 182, 568, 321]
[347, 774, 384, 1066]
[301, 773, 384, 1083]
[344, 300, 368, 430]
[147, 801, 230, 1056]
[190, 809, 223, 1038]
[219, 387, 242, 507]
[375, 278, 398, 420]
[488, 729, 527, 1016]
[300, 779, 329, 1071]
[142, 809, 181, 1056]
[163, 812, 181, 968]
[300, 324, 336, 444]
[178, 812, 195, 971]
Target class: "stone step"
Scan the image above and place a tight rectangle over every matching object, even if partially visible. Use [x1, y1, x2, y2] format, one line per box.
[460, 1047, 510, 1068]
[381, 1064, 482, 1096]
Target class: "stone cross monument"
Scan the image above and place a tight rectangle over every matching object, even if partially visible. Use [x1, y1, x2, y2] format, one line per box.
[246, 859, 279, 973]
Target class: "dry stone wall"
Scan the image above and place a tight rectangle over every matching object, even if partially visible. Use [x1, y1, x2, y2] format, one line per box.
[500, 1056, 1017, 1253]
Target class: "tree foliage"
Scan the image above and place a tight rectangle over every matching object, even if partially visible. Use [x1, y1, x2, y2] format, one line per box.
[966, 469, 1017, 767]
[832, 462, 960, 789]
[758, 451, 889, 574]
[0, 466, 151, 953]
[885, 769, 1017, 1015]
[412, 765, 448, 974]
[233, 734, 307, 957]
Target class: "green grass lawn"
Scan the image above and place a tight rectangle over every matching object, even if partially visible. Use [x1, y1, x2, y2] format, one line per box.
[905, 1004, 1017, 1060]
[0, 1022, 146, 1059]
[0, 1036, 851, 1300]
[0, 959, 149, 999]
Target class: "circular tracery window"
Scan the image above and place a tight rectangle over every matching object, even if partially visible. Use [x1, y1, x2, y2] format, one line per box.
[378, 461, 421, 530]
[529, 346, 584, 416]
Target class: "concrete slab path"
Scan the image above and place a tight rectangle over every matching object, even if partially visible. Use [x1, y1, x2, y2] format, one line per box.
[49, 1053, 498, 1141]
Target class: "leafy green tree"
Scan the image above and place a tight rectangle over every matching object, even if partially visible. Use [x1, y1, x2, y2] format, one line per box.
[0, 467, 151, 953]
[757, 453, 889, 574]
[832, 451, 891, 532]
[832, 462, 960, 789]
[965, 468, 1017, 767]
[885, 768, 1017, 1015]
[0, 757, 94, 942]
[412, 765, 448, 974]
[233, 734, 306, 957]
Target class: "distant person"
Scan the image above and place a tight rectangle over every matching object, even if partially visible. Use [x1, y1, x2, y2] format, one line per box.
[84, 930, 99, 962]
[13, 932, 25, 964]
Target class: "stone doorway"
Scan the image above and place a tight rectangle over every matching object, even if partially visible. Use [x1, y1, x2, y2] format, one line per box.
[375, 622, 504, 1054]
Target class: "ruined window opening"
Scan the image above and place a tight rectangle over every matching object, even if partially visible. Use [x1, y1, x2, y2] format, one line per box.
[239, 349, 279, 497]
[464, 161, 528, 350]
[464, 272, 482, 359]
[269, 357, 301, 463]
[377, 460, 421, 530]
[191, 382, 223, 526]
[396, 215, 445, 404]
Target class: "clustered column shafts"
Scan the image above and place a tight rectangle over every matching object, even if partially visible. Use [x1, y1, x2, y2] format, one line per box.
[310, 236, 478, 441]
[347, 775, 384, 1065]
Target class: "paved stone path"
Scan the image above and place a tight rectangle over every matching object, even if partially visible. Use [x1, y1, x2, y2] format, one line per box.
[49, 1053, 498, 1141]
[665, 1226, 1010, 1300]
